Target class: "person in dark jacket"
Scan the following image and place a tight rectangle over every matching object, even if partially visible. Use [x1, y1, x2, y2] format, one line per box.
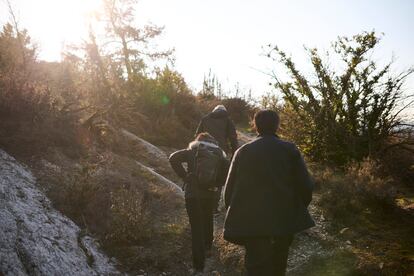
[223, 110, 315, 276]
[195, 105, 238, 213]
[195, 105, 238, 156]
[169, 133, 229, 275]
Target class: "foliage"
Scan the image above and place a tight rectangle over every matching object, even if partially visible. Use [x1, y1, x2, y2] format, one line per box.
[200, 69, 223, 100]
[58, 160, 103, 224]
[222, 97, 254, 126]
[267, 32, 414, 164]
[0, 23, 84, 157]
[317, 158, 394, 219]
[380, 129, 414, 184]
[260, 92, 282, 111]
[315, 159, 414, 275]
[108, 184, 151, 244]
[0, 23, 43, 117]
[114, 68, 205, 147]
[45, 152, 153, 244]
[100, 0, 172, 81]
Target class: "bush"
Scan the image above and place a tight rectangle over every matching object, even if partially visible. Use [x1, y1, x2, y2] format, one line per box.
[0, 23, 84, 158]
[318, 158, 395, 220]
[44, 152, 153, 245]
[222, 97, 253, 126]
[52, 156, 112, 233]
[110, 68, 211, 147]
[267, 31, 414, 164]
[108, 185, 151, 244]
[380, 133, 414, 185]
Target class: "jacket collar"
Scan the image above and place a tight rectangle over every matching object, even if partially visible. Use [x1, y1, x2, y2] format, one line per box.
[188, 140, 220, 150]
[188, 141, 227, 158]
[257, 133, 279, 139]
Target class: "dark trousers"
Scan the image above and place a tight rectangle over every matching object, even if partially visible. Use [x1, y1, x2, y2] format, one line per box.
[244, 235, 294, 276]
[185, 196, 214, 270]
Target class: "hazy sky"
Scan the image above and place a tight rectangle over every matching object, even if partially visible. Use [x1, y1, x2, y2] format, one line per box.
[1, 0, 413, 107]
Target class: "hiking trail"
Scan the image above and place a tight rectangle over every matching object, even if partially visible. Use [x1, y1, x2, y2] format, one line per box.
[1, 127, 355, 275]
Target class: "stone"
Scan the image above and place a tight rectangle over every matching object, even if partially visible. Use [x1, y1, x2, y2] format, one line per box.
[0, 149, 121, 276]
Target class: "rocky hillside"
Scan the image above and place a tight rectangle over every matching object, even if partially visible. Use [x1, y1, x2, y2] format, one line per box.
[0, 149, 120, 275]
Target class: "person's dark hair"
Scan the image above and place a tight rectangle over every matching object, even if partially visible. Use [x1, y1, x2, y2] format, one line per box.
[254, 109, 280, 135]
[195, 132, 218, 144]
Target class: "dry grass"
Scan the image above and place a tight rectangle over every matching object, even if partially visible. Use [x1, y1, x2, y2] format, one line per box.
[316, 158, 395, 220]
[31, 129, 192, 274]
[314, 160, 414, 275]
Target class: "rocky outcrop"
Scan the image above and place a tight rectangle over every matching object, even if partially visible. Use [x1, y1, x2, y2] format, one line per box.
[137, 161, 184, 198]
[0, 149, 120, 276]
[119, 129, 181, 182]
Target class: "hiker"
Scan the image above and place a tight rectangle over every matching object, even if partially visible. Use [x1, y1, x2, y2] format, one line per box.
[223, 110, 315, 276]
[169, 133, 229, 275]
[195, 104, 238, 213]
[195, 105, 238, 156]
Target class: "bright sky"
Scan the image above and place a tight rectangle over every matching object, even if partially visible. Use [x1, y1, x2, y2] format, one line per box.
[1, 0, 413, 115]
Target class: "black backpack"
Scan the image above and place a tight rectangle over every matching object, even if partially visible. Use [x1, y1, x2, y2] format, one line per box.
[194, 144, 222, 189]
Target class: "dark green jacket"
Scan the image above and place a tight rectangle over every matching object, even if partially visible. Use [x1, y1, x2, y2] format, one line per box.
[224, 134, 314, 244]
[195, 110, 238, 155]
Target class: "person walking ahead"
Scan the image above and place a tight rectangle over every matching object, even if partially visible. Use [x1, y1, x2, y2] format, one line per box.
[195, 105, 238, 213]
[223, 110, 315, 276]
[169, 133, 229, 275]
[195, 105, 238, 156]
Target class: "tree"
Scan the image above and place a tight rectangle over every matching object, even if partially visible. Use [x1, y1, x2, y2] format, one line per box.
[100, 0, 172, 82]
[62, 0, 173, 105]
[0, 22, 39, 116]
[0, 1, 37, 98]
[267, 31, 414, 164]
[200, 69, 223, 99]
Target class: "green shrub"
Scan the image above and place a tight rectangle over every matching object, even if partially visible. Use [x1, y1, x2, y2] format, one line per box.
[222, 97, 253, 126]
[318, 158, 394, 220]
[267, 31, 414, 164]
[110, 68, 209, 147]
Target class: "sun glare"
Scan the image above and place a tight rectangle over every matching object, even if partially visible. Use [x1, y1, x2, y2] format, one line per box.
[25, 0, 102, 60]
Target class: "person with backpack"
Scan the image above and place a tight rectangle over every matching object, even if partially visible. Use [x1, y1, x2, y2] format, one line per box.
[223, 110, 315, 276]
[195, 105, 238, 213]
[169, 133, 229, 275]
